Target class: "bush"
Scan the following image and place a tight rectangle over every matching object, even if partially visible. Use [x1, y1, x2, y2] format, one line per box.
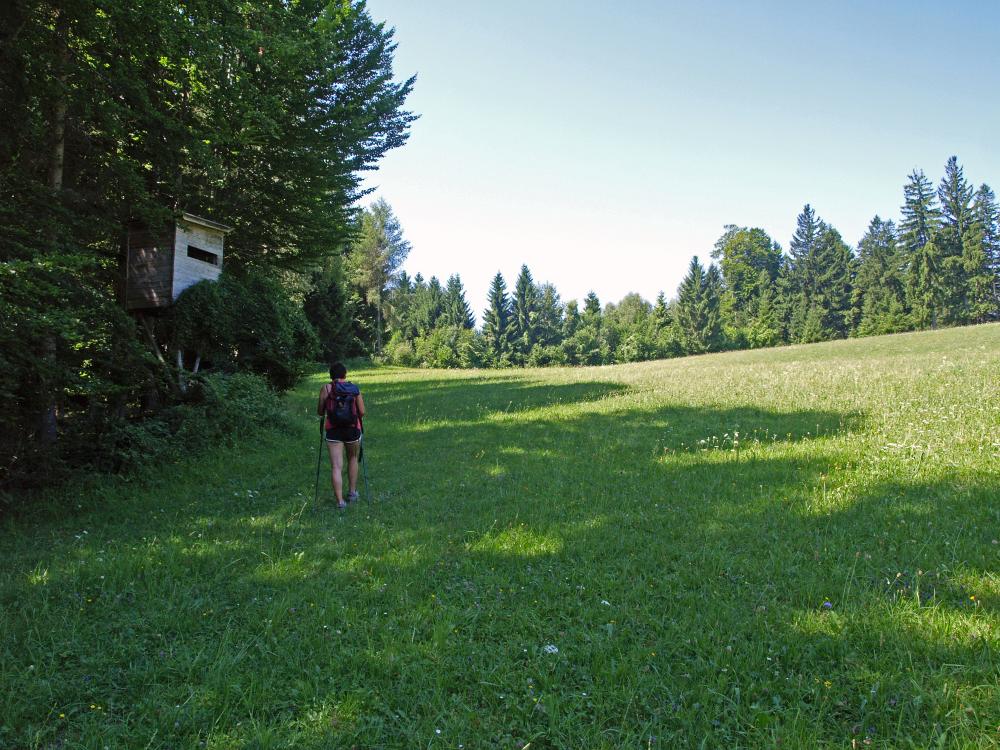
[383, 331, 419, 367]
[171, 272, 319, 391]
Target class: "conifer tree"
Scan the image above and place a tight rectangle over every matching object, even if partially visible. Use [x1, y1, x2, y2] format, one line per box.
[510, 264, 540, 360]
[745, 272, 783, 348]
[535, 283, 564, 347]
[652, 292, 671, 330]
[851, 216, 909, 335]
[349, 199, 411, 353]
[442, 274, 475, 329]
[934, 156, 975, 323]
[789, 204, 822, 277]
[965, 184, 1000, 322]
[562, 299, 582, 339]
[809, 226, 854, 339]
[482, 272, 512, 366]
[784, 205, 825, 340]
[899, 169, 941, 257]
[976, 185, 1000, 318]
[908, 238, 946, 329]
[673, 256, 722, 353]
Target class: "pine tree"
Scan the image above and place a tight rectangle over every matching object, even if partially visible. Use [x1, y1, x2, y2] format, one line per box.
[562, 299, 581, 340]
[481, 272, 512, 366]
[851, 216, 909, 335]
[442, 274, 475, 329]
[907, 238, 946, 329]
[535, 283, 564, 347]
[673, 256, 722, 354]
[746, 272, 783, 348]
[972, 184, 1000, 319]
[510, 264, 540, 360]
[582, 292, 602, 329]
[652, 292, 671, 330]
[783, 205, 825, 341]
[810, 226, 854, 339]
[964, 184, 1000, 322]
[899, 169, 941, 258]
[934, 156, 975, 323]
[788, 205, 822, 291]
[349, 199, 411, 353]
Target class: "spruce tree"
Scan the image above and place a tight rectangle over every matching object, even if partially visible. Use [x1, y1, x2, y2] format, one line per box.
[442, 274, 475, 329]
[934, 156, 975, 323]
[746, 272, 783, 348]
[510, 264, 540, 360]
[810, 226, 854, 339]
[851, 216, 909, 335]
[907, 238, 946, 328]
[899, 169, 941, 257]
[975, 185, 1000, 318]
[784, 205, 825, 340]
[481, 272, 512, 366]
[789, 205, 822, 271]
[673, 256, 721, 354]
[535, 283, 564, 347]
[965, 184, 1000, 322]
[562, 299, 582, 339]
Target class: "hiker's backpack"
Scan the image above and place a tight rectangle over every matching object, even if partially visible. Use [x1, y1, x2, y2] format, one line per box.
[325, 381, 360, 428]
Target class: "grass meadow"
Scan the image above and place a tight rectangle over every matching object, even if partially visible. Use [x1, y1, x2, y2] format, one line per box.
[2, 324, 998, 748]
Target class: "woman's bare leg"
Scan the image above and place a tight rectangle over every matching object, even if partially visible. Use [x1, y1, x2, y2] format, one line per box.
[346, 442, 360, 496]
[328, 441, 345, 505]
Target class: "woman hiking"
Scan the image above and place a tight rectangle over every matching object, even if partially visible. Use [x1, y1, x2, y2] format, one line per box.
[317, 362, 366, 509]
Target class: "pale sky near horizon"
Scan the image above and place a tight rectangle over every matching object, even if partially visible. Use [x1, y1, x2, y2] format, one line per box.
[361, 0, 1000, 324]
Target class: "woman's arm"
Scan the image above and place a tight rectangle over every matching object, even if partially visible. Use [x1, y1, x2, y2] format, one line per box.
[356, 393, 366, 418]
[317, 384, 329, 416]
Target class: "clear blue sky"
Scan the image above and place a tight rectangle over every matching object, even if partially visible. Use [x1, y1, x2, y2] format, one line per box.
[361, 0, 1000, 323]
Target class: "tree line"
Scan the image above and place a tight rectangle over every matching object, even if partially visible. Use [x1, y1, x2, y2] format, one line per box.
[328, 156, 998, 368]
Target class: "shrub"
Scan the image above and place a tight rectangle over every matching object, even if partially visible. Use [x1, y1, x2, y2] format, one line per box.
[171, 272, 319, 391]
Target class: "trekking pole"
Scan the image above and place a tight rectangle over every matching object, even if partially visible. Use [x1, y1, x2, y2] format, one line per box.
[361, 433, 370, 503]
[312, 417, 325, 511]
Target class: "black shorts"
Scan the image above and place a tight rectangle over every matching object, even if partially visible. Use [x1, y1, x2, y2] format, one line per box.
[326, 426, 361, 444]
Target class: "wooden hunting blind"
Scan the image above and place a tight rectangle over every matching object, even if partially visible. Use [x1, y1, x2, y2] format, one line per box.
[125, 212, 233, 310]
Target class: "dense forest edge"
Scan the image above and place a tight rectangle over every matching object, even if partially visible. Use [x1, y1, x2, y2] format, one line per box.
[2, 1, 998, 494]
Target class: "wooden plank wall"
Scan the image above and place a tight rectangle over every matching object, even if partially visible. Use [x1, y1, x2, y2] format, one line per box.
[125, 228, 174, 309]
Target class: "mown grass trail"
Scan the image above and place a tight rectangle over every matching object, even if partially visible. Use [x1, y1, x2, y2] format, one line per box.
[2, 325, 999, 748]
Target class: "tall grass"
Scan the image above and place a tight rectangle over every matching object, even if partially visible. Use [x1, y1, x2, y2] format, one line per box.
[1, 324, 998, 748]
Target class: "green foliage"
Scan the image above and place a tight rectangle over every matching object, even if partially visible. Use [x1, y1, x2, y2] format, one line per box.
[304, 257, 359, 362]
[441, 274, 475, 329]
[673, 257, 723, 354]
[348, 199, 412, 352]
[510, 265, 540, 361]
[482, 272, 512, 366]
[172, 273, 319, 391]
[0, 257, 156, 488]
[1, 0, 415, 486]
[413, 326, 482, 369]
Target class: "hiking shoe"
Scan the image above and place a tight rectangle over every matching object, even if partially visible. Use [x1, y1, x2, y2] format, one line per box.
[346, 491, 360, 503]
[336, 500, 347, 510]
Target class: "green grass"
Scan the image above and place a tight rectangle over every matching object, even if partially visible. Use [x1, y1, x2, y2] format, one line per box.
[2, 324, 999, 748]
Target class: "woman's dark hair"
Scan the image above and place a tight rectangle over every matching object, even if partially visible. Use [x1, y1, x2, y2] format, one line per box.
[330, 362, 347, 380]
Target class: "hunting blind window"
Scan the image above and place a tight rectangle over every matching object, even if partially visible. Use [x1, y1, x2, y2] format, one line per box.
[187, 245, 218, 265]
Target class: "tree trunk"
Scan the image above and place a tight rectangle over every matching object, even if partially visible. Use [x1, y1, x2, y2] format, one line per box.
[38, 9, 70, 445]
[375, 291, 383, 355]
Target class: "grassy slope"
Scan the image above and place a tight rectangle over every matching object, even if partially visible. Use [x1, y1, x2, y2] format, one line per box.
[1, 324, 998, 748]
